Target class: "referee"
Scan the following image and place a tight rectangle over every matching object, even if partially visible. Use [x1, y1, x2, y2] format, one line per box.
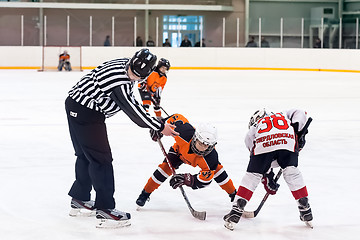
[65, 48, 178, 228]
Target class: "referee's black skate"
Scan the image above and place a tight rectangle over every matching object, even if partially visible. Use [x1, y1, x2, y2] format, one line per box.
[136, 189, 151, 208]
[96, 208, 131, 229]
[69, 198, 96, 217]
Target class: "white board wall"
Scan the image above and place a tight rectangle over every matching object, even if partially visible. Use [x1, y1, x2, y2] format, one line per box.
[1, 46, 359, 72]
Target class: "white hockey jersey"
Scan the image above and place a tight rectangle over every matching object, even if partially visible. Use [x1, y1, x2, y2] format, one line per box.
[245, 109, 308, 155]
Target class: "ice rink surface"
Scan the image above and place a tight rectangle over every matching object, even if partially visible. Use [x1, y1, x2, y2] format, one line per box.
[0, 69, 359, 240]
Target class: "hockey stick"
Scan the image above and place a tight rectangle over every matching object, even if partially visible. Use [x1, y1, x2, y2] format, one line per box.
[242, 169, 283, 218]
[243, 117, 313, 218]
[297, 117, 313, 142]
[151, 96, 170, 117]
[160, 106, 169, 117]
[157, 139, 206, 220]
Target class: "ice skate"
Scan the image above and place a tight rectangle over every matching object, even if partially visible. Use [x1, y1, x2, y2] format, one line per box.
[298, 197, 313, 229]
[136, 189, 151, 209]
[69, 198, 96, 217]
[223, 198, 246, 231]
[96, 209, 131, 229]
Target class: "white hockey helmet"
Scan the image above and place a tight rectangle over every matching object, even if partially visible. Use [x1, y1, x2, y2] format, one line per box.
[248, 108, 267, 129]
[191, 123, 218, 156]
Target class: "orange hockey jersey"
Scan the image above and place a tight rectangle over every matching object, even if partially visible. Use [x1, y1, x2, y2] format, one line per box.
[140, 68, 167, 94]
[59, 53, 70, 61]
[165, 114, 235, 193]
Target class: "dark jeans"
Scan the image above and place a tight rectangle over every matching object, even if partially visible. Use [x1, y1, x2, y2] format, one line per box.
[65, 97, 115, 209]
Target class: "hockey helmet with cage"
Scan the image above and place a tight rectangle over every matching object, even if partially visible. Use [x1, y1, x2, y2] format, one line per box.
[190, 123, 218, 156]
[157, 58, 171, 71]
[129, 48, 157, 79]
[248, 108, 267, 129]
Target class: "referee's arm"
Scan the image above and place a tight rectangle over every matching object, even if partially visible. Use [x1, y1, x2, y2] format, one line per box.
[110, 84, 164, 131]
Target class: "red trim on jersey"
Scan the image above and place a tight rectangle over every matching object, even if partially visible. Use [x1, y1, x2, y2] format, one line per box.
[291, 186, 308, 200]
[237, 186, 254, 201]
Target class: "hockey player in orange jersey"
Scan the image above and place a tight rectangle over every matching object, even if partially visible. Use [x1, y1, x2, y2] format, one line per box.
[58, 50, 72, 71]
[136, 113, 237, 208]
[138, 58, 170, 119]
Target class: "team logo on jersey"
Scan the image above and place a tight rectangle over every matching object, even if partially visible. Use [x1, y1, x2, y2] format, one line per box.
[201, 171, 213, 179]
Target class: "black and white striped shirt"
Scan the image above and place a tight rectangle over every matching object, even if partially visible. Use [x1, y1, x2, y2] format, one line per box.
[68, 58, 163, 131]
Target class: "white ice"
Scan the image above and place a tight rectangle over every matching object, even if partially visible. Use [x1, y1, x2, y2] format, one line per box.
[0, 69, 359, 240]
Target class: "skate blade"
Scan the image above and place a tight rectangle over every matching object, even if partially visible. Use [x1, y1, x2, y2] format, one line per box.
[305, 221, 313, 229]
[96, 219, 131, 229]
[224, 221, 234, 231]
[69, 208, 96, 217]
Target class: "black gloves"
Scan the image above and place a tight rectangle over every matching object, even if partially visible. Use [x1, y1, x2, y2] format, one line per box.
[261, 170, 280, 195]
[292, 122, 308, 151]
[169, 173, 194, 189]
[149, 129, 163, 142]
[153, 96, 161, 106]
[298, 133, 307, 151]
[139, 81, 147, 92]
[152, 88, 161, 106]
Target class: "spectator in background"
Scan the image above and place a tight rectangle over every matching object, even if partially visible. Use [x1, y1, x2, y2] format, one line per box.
[136, 36, 143, 47]
[314, 37, 321, 48]
[146, 37, 155, 47]
[261, 36, 270, 48]
[195, 38, 206, 47]
[180, 35, 192, 47]
[245, 36, 258, 47]
[104, 35, 111, 46]
[163, 38, 171, 47]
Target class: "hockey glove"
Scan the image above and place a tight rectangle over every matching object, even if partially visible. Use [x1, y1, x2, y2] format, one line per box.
[292, 122, 308, 151]
[155, 87, 162, 99]
[153, 96, 161, 106]
[297, 128, 308, 151]
[261, 170, 280, 195]
[139, 81, 147, 92]
[298, 134, 306, 151]
[149, 129, 163, 142]
[169, 173, 194, 189]
[152, 87, 162, 106]
[229, 190, 237, 202]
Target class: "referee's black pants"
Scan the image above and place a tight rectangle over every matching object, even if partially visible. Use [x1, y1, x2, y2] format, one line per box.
[65, 97, 115, 209]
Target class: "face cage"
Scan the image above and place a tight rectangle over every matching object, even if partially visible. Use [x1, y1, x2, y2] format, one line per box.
[248, 110, 267, 129]
[190, 138, 215, 156]
[158, 66, 169, 75]
[160, 64, 170, 71]
[248, 117, 256, 129]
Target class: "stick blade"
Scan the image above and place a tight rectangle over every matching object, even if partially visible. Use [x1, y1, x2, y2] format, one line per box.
[192, 209, 206, 220]
[242, 210, 255, 218]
